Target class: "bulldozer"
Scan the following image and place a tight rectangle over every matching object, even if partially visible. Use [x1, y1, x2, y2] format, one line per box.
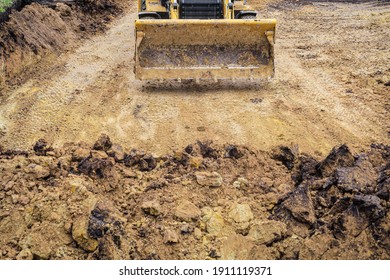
[134, 0, 276, 81]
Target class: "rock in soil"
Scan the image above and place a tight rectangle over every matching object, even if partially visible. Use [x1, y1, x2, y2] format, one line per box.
[72, 217, 99, 252]
[141, 200, 162, 216]
[201, 207, 225, 236]
[228, 203, 254, 223]
[163, 229, 179, 244]
[195, 172, 223, 187]
[175, 200, 201, 222]
[248, 220, 287, 245]
[0, 137, 388, 260]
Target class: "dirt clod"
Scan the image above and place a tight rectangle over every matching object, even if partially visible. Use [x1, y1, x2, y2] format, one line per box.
[93, 134, 112, 151]
[141, 200, 162, 217]
[33, 139, 51, 156]
[225, 145, 244, 159]
[274, 184, 316, 225]
[272, 146, 298, 171]
[197, 140, 219, 159]
[317, 144, 355, 177]
[175, 200, 201, 222]
[78, 156, 114, 178]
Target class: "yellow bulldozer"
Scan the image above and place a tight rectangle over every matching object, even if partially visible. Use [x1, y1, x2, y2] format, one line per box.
[134, 0, 276, 81]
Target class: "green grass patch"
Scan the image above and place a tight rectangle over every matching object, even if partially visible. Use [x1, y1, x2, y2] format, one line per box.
[0, 0, 15, 13]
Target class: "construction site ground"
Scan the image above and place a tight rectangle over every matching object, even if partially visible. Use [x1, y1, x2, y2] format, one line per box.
[0, 0, 389, 260]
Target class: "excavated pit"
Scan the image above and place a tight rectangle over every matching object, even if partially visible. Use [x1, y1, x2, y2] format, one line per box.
[0, 0, 126, 88]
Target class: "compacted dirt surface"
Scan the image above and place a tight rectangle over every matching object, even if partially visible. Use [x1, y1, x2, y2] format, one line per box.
[0, 0, 389, 260]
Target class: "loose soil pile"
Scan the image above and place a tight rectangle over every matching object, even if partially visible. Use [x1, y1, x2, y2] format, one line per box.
[0, 0, 126, 88]
[0, 135, 388, 259]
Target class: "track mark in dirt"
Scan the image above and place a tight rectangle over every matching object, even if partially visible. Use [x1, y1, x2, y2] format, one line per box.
[0, 2, 388, 155]
[276, 49, 384, 143]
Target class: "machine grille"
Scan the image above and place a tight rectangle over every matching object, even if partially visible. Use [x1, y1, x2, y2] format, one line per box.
[179, 0, 223, 19]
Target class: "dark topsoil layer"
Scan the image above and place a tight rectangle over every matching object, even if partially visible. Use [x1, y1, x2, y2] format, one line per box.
[0, 135, 388, 259]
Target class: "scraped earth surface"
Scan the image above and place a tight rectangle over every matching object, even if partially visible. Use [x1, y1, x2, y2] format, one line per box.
[0, 0, 389, 259]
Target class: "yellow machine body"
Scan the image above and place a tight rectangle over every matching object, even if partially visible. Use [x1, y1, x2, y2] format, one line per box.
[134, 0, 276, 81]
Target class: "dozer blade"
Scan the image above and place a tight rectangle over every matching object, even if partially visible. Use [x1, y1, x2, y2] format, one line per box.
[134, 19, 276, 80]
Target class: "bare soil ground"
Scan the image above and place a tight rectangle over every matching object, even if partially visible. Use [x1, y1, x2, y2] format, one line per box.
[0, 136, 389, 260]
[0, 0, 389, 260]
[0, 0, 388, 156]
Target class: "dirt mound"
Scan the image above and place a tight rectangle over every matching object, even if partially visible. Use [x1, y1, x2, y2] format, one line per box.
[0, 0, 125, 88]
[0, 136, 388, 259]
